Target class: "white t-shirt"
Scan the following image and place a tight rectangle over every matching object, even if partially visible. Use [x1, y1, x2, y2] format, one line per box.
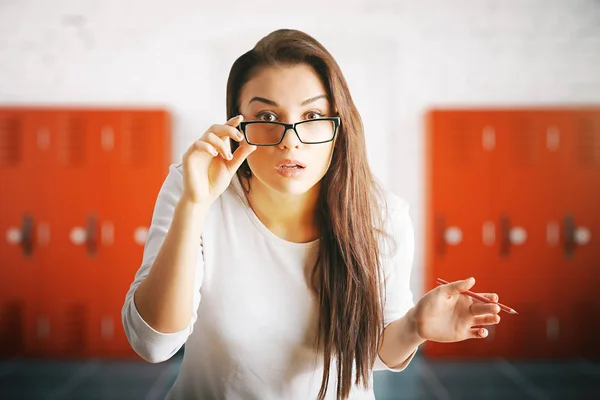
[122, 163, 417, 400]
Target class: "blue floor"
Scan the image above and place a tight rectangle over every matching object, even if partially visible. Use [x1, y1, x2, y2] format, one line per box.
[1, 353, 599, 399]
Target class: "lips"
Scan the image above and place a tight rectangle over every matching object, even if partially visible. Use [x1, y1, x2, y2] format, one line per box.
[276, 159, 306, 169]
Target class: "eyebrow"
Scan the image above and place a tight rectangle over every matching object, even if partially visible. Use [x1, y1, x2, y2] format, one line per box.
[248, 94, 329, 107]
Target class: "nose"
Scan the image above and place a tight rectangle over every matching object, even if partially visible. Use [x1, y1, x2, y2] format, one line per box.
[278, 127, 301, 150]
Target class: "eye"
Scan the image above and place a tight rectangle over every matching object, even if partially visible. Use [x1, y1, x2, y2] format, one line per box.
[305, 111, 325, 120]
[256, 112, 277, 122]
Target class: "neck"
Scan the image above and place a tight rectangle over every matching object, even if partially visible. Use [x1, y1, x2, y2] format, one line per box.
[245, 176, 320, 243]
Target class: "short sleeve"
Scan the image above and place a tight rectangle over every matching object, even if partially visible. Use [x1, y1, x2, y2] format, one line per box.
[373, 197, 418, 371]
[121, 163, 205, 363]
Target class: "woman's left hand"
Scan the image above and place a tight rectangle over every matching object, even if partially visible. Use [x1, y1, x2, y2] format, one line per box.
[412, 277, 502, 342]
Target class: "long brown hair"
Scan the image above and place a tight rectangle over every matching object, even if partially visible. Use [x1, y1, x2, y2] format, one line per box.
[226, 29, 389, 399]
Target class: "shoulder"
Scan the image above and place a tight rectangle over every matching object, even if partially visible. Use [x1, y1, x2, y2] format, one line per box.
[381, 190, 410, 219]
[378, 189, 411, 233]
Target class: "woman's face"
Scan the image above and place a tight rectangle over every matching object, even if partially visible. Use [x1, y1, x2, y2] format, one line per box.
[238, 64, 336, 197]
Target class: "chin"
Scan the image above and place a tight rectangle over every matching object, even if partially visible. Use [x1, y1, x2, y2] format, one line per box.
[271, 178, 317, 196]
[257, 171, 321, 197]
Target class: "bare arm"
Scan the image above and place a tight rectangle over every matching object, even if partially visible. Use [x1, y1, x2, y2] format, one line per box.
[378, 307, 425, 369]
[133, 198, 209, 333]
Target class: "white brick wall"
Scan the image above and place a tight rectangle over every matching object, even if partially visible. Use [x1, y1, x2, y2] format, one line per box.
[1, 0, 599, 297]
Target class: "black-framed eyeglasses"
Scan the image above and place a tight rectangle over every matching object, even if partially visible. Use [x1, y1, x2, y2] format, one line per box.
[239, 117, 340, 146]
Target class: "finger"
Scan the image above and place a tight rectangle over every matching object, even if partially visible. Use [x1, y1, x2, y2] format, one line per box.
[469, 327, 488, 339]
[472, 314, 501, 326]
[205, 132, 233, 160]
[192, 140, 218, 158]
[228, 142, 257, 172]
[204, 123, 245, 143]
[217, 124, 245, 141]
[472, 293, 499, 303]
[184, 139, 217, 161]
[444, 277, 476, 295]
[470, 302, 501, 316]
[225, 114, 244, 127]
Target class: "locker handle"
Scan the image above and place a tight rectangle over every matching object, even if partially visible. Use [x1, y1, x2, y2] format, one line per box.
[20, 214, 34, 257]
[499, 215, 510, 257]
[435, 215, 446, 256]
[562, 214, 590, 258]
[563, 214, 576, 259]
[85, 214, 98, 257]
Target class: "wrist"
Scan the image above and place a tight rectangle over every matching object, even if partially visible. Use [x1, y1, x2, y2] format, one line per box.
[406, 307, 427, 346]
[178, 196, 212, 212]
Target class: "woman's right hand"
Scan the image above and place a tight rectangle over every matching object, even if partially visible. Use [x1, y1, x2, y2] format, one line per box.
[181, 115, 256, 206]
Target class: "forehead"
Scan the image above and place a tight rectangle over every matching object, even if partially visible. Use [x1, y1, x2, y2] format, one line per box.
[240, 64, 329, 106]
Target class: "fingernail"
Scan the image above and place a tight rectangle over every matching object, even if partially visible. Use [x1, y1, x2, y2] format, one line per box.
[495, 306, 501, 313]
[227, 152, 233, 160]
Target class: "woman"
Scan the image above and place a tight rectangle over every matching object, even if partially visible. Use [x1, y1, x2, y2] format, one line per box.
[122, 29, 502, 400]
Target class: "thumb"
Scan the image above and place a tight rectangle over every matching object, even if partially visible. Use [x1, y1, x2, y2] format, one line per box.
[228, 142, 256, 172]
[445, 277, 475, 295]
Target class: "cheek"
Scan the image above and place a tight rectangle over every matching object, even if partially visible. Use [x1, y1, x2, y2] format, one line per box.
[245, 148, 271, 172]
[312, 145, 335, 171]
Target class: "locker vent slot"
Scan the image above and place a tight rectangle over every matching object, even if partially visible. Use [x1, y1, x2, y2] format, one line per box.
[122, 116, 149, 165]
[59, 116, 85, 166]
[0, 301, 24, 356]
[448, 120, 472, 167]
[578, 118, 600, 166]
[0, 116, 21, 167]
[513, 118, 539, 166]
[63, 303, 87, 354]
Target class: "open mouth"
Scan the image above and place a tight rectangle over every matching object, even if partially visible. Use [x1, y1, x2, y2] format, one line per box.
[278, 164, 305, 170]
[276, 159, 306, 170]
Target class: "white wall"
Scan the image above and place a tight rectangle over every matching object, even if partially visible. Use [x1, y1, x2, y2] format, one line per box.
[2, 0, 599, 297]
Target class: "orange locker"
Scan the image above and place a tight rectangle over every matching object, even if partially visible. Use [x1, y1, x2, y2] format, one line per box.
[0, 107, 171, 359]
[91, 110, 171, 358]
[109, 110, 170, 357]
[20, 110, 57, 358]
[554, 111, 600, 359]
[20, 110, 99, 358]
[424, 108, 600, 360]
[423, 110, 496, 359]
[0, 109, 38, 358]
[489, 112, 559, 359]
[87, 110, 124, 358]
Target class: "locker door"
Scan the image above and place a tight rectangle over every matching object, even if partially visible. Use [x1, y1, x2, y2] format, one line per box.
[70, 110, 109, 359]
[0, 109, 39, 358]
[489, 111, 558, 359]
[87, 110, 117, 358]
[87, 110, 132, 358]
[37, 110, 98, 358]
[424, 110, 495, 359]
[96, 110, 171, 358]
[555, 111, 600, 359]
[530, 112, 575, 359]
[17, 109, 60, 358]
